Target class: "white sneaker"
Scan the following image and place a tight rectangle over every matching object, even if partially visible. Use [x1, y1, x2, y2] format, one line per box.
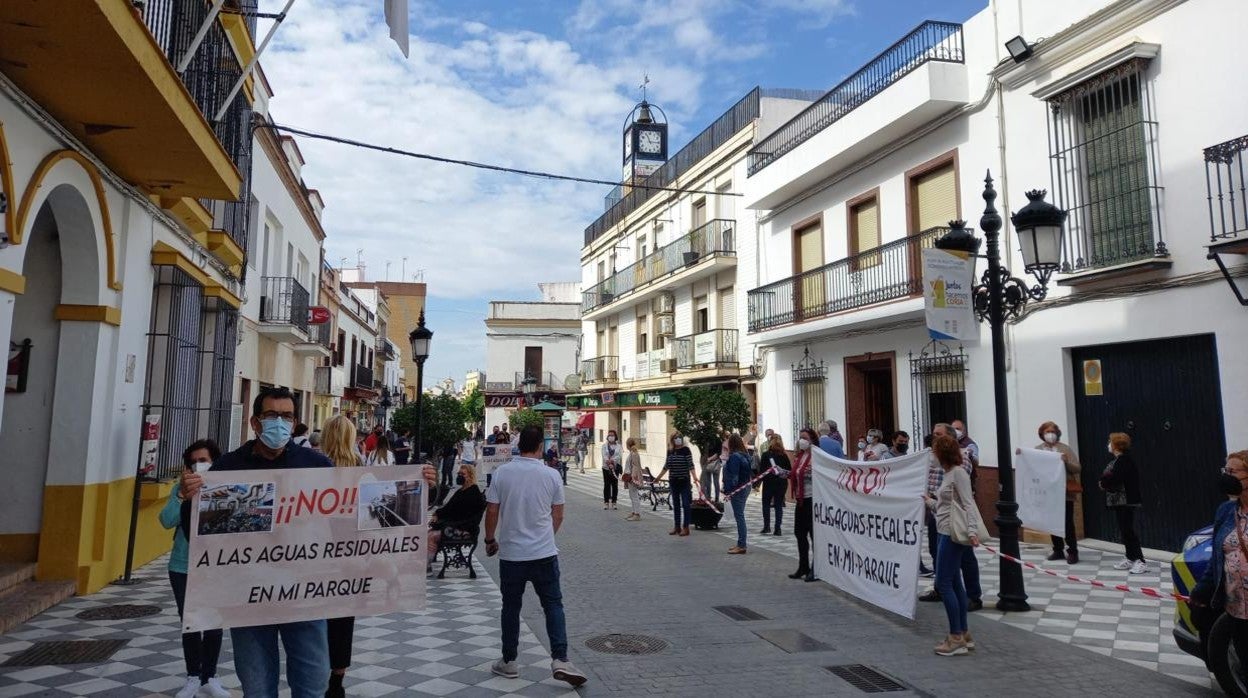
[1113, 558, 1133, 570]
[552, 659, 587, 687]
[176, 677, 201, 698]
[1129, 560, 1148, 575]
[198, 677, 230, 698]
[491, 658, 519, 679]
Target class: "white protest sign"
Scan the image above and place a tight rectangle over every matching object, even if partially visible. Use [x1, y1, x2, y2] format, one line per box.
[184, 465, 426, 631]
[811, 449, 928, 619]
[922, 246, 976, 341]
[1015, 448, 1066, 538]
[478, 444, 511, 482]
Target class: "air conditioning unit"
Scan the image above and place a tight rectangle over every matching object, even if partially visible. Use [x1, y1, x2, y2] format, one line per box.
[658, 316, 675, 336]
[659, 359, 677, 373]
[656, 292, 675, 313]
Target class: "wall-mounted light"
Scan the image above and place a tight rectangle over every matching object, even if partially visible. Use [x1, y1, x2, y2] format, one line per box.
[1005, 35, 1033, 63]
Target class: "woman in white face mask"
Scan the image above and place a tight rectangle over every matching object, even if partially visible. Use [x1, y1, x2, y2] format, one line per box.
[601, 430, 621, 510]
[1034, 421, 1081, 563]
[654, 432, 697, 536]
[788, 428, 820, 581]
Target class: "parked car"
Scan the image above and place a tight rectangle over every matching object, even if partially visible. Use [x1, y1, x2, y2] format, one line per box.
[1172, 524, 1246, 696]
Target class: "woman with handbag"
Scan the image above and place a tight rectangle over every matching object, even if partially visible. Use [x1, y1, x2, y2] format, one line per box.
[1034, 421, 1081, 563]
[624, 438, 644, 521]
[601, 430, 621, 510]
[924, 434, 983, 657]
[1098, 432, 1145, 574]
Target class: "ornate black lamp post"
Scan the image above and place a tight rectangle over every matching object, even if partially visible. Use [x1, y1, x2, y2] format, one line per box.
[522, 371, 538, 408]
[934, 172, 1066, 613]
[408, 310, 433, 463]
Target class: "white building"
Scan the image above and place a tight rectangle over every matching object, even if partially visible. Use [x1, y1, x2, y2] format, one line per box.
[484, 283, 582, 430]
[743, 0, 1248, 550]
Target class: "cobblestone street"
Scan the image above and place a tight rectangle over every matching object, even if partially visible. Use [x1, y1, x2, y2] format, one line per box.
[0, 470, 1218, 696]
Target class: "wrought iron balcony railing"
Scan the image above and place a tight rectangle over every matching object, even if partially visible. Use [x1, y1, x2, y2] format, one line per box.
[674, 329, 739, 369]
[580, 356, 619, 384]
[352, 364, 374, 389]
[583, 219, 735, 313]
[514, 371, 558, 390]
[377, 337, 398, 360]
[1205, 134, 1248, 241]
[306, 321, 333, 348]
[748, 21, 964, 176]
[259, 277, 310, 332]
[747, 227, 944, 332]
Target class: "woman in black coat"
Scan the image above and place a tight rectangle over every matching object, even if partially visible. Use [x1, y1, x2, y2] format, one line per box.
[427, 464, 487, 564]
[758, 435, 790, 536]
[1098, 431, 1145, 574]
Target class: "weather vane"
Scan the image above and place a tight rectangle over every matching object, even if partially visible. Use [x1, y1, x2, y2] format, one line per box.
[639, 73, 650, 102]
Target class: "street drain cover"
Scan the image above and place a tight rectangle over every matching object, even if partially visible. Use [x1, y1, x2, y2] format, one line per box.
[76, 604, 162, 621]
[714, 605, 768, 621]
[584, 633, 668, 655]
[2, 639, 128, 666]
[826, 664, 908, 693]
[752, 628, 833, 653]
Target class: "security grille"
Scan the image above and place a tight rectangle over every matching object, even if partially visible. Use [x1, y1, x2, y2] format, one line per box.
[791, 347, 827, 442]
[908, 341, 967, 438]
[144, 267, 205, 481]
[202, 300, 238, 449]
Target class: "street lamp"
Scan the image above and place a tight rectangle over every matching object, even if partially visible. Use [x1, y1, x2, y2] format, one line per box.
[934, 173, 1066, 613]
[377, 386, 393, 430]
[522, 371, 537, 407]
[409, 310, 433, 464]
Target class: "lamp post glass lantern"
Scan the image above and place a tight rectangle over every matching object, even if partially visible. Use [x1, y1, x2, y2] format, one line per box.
[409, 311, 433, 463]
[522, 372, 537, 406]
[934, 173, 1065, 613]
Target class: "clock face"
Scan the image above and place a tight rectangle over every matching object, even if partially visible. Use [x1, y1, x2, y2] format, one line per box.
[638, 130, 662, 154]
[623, 134, 632, 160]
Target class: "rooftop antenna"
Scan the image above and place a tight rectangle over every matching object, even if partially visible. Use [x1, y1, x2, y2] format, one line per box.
[401, 256, 408, 281]
[385, 260, 392, 280]
[339, 256, 347, 269]
[639, 72, 650, 102]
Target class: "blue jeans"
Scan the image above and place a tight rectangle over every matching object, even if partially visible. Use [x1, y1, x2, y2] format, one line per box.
[935, 534, 969, 635]
[230, 621, 329, 698]
[499, 556, 567, 662]
[670, 478, 692, 529]
[730, 491, 749, 548]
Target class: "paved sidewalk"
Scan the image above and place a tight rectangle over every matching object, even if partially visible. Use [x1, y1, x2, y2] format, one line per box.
[564, 469, 1212, 689]
[0, 557, 577, 697]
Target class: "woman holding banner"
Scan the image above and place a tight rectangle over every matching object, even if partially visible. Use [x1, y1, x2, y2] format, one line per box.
[788, 428, 819, 582]
[1035, 421, 1081, 564]
[321, 416, 364, 697]
[925, 434, 983, 657]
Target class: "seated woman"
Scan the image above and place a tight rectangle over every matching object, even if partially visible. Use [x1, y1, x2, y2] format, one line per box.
[428, 463, 487, 563]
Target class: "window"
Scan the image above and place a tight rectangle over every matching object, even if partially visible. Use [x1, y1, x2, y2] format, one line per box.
[638, 235, 648, 260]
[637, 412, 648, 449]
[285, 242, 294, 278]
[908, 342, 967, 438]
[717, 182, 734, 221]
[524, 346, 543, 381]
[597, 260, 606, 283]
[791, 348, 827, 443]
[336, 329, 346, 366]
[849, 193, 881, 269]
[636, 312, 648, 353]
[909, 157, 958, 234]
[692, 198, 707, 229]
[794, 219, 824, 318]
[260, 222, 272, 277]
[247, 199, 260, 269]
[1047, 57, 1163, 270]
[718, 286, 735, 330]
[694, 295, 709, 333]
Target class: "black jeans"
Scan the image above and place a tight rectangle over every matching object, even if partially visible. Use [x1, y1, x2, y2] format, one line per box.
[326, 617, 354, 671]
[761, 480, 785, 530]
[169, 571, 223, 681]
[1051, 499, 1079, 555]
[602, 470, 618, 504]
[440, 457, 455, 488]
[925, 509, 938, 563]
[794, 498, 814, 574]
[1114, 506, 1144, 562]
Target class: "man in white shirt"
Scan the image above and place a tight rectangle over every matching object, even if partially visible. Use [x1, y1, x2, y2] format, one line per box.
[484, 426, 587, 688]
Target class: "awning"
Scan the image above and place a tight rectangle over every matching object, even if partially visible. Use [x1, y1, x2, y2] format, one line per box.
[575, 413, 594, 429]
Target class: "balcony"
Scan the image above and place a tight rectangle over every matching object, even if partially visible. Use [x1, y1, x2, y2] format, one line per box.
[748, 227, 943, 333]
[258, 277, 309, 343]
[582, 219, 736, 319]
[1204, 134, 1248, 302]
[378, 337, 398, 361]
[745, 21, 967, 209]
[0, 1, 242, 201]
[674, 329, 739, 370]
[314, 365, 345, 397]
[294, 321, 333, 358]
[514, 371, 558, 390]
[628, 347, 674, 381]
[351, 364, 374, 389]
[580, 356, 619, 386]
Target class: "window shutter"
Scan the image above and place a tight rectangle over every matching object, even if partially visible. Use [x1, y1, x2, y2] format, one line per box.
[913, 164, 957, 232]
[853, 199, 880, 253]
[719, 287, 735, 329]
[797, 225, 823, 272]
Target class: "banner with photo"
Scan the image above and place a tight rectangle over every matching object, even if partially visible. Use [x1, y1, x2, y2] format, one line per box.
[184, 465, 427, 632]
[811, 449, 928, 619]
[922, 246, 976, 341]
[477, 444, 512, 482]
[1015, 448, 1067, 538]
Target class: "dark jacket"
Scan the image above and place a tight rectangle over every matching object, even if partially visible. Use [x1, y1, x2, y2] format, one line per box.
[433, 485, 487, 534]
[1098, 451, 1142, 506]
[1192, 500, 1240, 611]
[721, 452, 753, 496]
[212, 439, 333, 471]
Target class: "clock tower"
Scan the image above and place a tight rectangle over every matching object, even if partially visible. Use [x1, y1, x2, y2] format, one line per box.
[623, 98, 668, 189]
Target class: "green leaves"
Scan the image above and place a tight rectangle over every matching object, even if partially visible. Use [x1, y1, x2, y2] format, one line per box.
[507, 407, 545, 431]
[670, 386, 751, 459]
[391, 393, 468, 454]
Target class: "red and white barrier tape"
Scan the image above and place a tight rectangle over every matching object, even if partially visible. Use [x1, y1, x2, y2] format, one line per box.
[691, 466, 780, 513]
[980, 544, 1188, 603]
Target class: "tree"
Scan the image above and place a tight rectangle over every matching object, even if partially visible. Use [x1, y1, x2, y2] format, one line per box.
[671, 387, 751, 463]
[390, 394, 467, 460]
[508, 407, 545, 432]
[463, 387, 485, 429]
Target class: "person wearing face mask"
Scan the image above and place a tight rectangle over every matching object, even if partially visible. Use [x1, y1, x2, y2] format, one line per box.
[654, 432, 697, 536]
[861, 428, 889, 461]
[788, 428, 820, 581]
[1034, 421, 1082, 564]
[317, 415, 366, 696]
[179, 387, 334, 698]
[1188, 452, 1248, 668]
[1098, 432, 1146, 574]
[428, 464, 488, 566]
[601, 430, 621, 510]
[879, 430, 911, 460]
[160, 439, 229, 698]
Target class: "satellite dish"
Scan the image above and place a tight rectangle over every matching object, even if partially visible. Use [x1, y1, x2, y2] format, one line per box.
[564, 374, 582, 392]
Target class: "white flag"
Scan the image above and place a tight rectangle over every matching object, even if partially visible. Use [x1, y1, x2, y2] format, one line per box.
[1015, 448, 1067, 538]
[384, 0, 409, 58]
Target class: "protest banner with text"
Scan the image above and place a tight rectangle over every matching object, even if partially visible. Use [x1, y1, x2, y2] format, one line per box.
[811, 449, 928, 619]
[1015, 448, 1066, 538]
[184, 465, 427, 632]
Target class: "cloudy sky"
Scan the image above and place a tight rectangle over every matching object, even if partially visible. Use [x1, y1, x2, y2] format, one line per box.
[257, 0, 984, 387]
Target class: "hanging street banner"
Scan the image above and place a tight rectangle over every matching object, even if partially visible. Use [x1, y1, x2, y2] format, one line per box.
[1014, 448, 1067, 538]
[184, 465, 427, 632]
[811, 448, 928, 619]
[922, 247, 976, 341]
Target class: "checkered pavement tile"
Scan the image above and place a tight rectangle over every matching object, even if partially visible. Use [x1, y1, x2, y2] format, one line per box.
[0, 556, 581, 697]
[562, 469, 1215, 689]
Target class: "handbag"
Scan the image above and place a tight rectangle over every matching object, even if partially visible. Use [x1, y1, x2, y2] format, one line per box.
[947, 477, 974, 545]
